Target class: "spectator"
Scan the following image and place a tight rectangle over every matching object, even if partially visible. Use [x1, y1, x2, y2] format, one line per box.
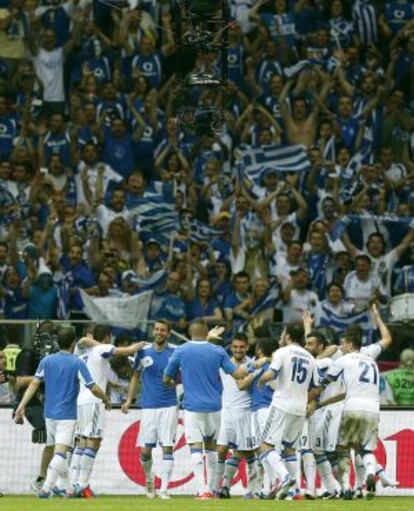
[384, 348, 414, 406]
[186, 278, 222, 324]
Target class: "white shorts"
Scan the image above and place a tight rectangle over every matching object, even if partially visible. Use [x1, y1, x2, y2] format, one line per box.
[252, 407, 270, 448]
[184, 410, 221, 444]
[46, 419, 76, 447]
[138, 406, 178, 448]
[299, 419, 310, 451]
[310, 403, 343, 453]
[77, 403, 105, 439]
[338, 410, 379, 451]
[218, 409, 255, 451]
[262, 406, 305, 451]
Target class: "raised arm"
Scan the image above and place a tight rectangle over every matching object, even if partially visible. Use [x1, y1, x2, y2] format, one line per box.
[370, 303, 392, 351]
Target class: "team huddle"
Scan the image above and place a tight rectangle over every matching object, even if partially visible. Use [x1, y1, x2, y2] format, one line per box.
[14, 305, 397, 500]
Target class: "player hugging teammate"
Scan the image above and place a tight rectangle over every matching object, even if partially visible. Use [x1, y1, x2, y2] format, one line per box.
[14, 307, 396, 500]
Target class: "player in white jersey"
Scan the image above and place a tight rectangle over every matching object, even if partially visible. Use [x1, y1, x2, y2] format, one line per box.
[258, 321, 317, 499]
[326, 327, 381, 500]
[303, 329, 338, 499]
[312, 305, 396, 498]
[217, 334, 256, 499]
[71, 325, 144, 497]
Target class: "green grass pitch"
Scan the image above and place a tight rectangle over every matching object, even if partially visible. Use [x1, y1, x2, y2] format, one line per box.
[1, 496, 413, 511]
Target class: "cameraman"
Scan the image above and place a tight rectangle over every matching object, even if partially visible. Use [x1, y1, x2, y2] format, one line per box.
[14, 321, 59, 492]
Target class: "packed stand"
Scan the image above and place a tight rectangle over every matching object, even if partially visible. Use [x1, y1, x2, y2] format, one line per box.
[0, 0, 413, 351]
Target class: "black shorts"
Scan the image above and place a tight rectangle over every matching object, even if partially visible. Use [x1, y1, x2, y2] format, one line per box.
[26, 405, 45, 431]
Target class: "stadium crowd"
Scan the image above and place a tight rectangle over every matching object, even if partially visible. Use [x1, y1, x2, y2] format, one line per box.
[0, 0, 413, 352]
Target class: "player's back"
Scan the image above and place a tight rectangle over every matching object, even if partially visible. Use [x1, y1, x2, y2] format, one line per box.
[76, 343, 114, 405]
[175, 341, 234, 413]
[271, 344, 316, 416]
[340, 352, 380, 413]
[36, 351, 93, 419]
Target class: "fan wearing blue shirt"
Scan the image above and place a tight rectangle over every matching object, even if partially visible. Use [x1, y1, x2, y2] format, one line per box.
[122, 320, 177, 500]
[14, 326, 109, 499]
[164, 320, 247, 499]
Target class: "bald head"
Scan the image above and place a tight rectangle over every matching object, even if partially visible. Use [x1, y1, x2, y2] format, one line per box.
[400, 348, 414, 368]
[189, 319, 209, 340]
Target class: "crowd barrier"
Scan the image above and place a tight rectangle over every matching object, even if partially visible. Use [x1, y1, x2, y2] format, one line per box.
[0, 407, 413, 495]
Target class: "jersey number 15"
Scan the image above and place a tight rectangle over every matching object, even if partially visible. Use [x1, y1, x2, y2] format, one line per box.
[291, 356, 309, 384]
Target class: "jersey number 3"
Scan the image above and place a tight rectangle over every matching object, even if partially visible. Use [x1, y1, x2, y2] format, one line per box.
[291, 356, 309, 384]
[359, 361, 378, 385]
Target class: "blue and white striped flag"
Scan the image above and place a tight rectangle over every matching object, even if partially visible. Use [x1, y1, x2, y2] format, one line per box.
[237, 144, 311, 185]
[132, 269, 168, 291]
[323, 135, 336, 163]
[318, 304, 375, 345]
[329, 215, 351, 242]
[353, 0, 378, 45]
[129, 198, 180, 247]
[189, 220, 223, 242]
[239, 281, 280, 331]
[56, 272, 73, 319]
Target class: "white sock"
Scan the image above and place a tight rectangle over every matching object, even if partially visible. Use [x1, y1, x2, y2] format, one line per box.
[190, 449, 207, 494]
[315, 454, 336, 494]
[223, 456, 239, 488]
[79, 448, 96, 488]
[246, 455, 258, 493]
[160, 453, 174, 492]
[337, 453, 351, 491]
[43, 453, 67, 492]
[259, 449, 288, 488]
[206, 449, 218, 493]
[302, 451, 316, 494]
[216, 459, 225, 490]
[70, 447, 83, 486]
[140, 454, 153, 482]
[354, 453, 365, 488]
[376, 464, 395, 486]
[283, 454, 298, 489]
[362, 452, 376, 477]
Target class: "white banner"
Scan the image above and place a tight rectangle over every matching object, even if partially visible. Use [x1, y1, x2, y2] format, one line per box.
[0, 409, 413, 495]
[80, 290, 153, 329]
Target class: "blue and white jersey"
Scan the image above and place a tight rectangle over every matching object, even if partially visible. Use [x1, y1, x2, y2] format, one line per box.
[260, 12, 296, 46]
[251, 362, 273, 412]
[34, 351, 94, 420]
[131, 53, 162, 89]
[353, 0, 378, 45]
[257, 60, 283, 89]
[384, 1, 414, 35]
[164, 340, 236, 412]
[43, 130, 72, 166]
[134, 344, 177, 409]
[0, 116, 17, 159]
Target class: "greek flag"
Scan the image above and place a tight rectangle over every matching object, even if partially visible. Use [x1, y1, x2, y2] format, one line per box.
[239, 281, 280, 331]
[56, 272, 73, 320]
[237, 144, 311, 184]
[129, 198, 180, 247]
[329, 215, 351, 242]
[323, 135, 336, 163]
[318, 304, 375, 346]
[353, 0, 378, 45]
[132, 269, 168, 291]
[189, 220, 223, 242]
[284, 60, 309, 79]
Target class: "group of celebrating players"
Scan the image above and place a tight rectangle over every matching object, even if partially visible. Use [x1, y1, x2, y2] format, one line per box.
[14, 303, 398, 500]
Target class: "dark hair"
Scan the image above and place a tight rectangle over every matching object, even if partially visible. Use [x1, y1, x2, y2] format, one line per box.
[327, 282, 344, 294]
[234, 271, 250, 282]
[306, 329, 327, 348]
[232, 333, 248, 344]
[343, 325, 363, 349]
[367, 231, 385, 249]
[154, 318, 172, 332]
[57, 326, 76, 349]
[257, 338, 278, 357]
[285, 321, 305, 345]
[355, 254, 371, 265]
[317, 326, 339, 345]
[114, 333, 131, 347]
[93, 324, 112, 342]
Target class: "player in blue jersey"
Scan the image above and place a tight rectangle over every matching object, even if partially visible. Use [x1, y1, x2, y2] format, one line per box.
[237, 338, 277, 498]
[163, 320, 247, 499]
[14, 325, 110, 499]
[122, 320, 177, 499]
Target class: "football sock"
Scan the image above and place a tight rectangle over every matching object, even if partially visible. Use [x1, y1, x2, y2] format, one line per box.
[160, 453, 174, 492]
